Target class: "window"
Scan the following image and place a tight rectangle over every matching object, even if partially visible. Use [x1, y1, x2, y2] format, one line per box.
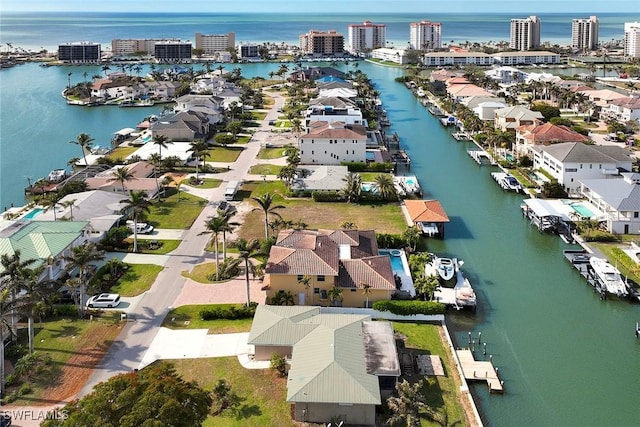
[589, 164, 593, 169]
[350, 288, 356, 292]
[297, 275, 303, 281]
[635, 212, 639, 218]
[314, 287, 320, 294]
[317, 275, 325, 282]
[320, 290, 328, 300]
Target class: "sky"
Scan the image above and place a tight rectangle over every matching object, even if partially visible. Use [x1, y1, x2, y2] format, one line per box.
[1, 0, 638, 14]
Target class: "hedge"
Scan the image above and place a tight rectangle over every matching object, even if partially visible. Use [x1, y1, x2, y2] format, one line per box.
[372, 300, 445, 315]
[312, 191, 343, 202]
[200, 303, 257, 320]
[340, 161, 394, 172]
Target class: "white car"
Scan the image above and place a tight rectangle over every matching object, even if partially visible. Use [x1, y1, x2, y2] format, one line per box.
[86, 293, 121, 309]
[127, 222, 154, 235]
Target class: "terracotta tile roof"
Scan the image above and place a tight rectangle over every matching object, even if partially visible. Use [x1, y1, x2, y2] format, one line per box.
[405, 200, 450, 223]
[518, 123, 589, 144]
[304, 121, 367, 139]
[337, 256, 396, 290]
[608, 96, 640, 109]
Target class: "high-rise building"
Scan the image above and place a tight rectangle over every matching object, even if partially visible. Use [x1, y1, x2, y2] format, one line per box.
[58, 42, 101, 64]
[624, 22, 640, 58]
[510, 16, 541, 51]
[409, 20, 442, 50]
[154, 42, 192, 63]
[299, 30, 344, 56]
[347, 21, 386, 54]
[195, 32, 235, 55]
[112, 39, 180, 56]
[572, 16, 599, 51]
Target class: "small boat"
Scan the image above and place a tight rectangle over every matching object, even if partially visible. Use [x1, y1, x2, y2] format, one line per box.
[589, 257, 628, 297]
[501, 174, 523, 193]
[435, 256, 455, 281]
[454, 260, 476, 309]
[47, 169, 67, 182]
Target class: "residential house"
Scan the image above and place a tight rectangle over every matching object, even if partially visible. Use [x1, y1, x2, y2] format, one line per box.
[515, 122, 590, 157]
[191, 77, 243, 108]
[289, 67, 346, 82]
[484, 66, 527, 84]
[36, 190, 128, 242]
[576, 88, 628, 109]
[84, 161, 160, 198]
[317, 87, 358, 99]
[0, 220, 89, 281]
[304, 105, 365, 127]
[264, 229, 397, 307]
[603, 96, 640, 123]
[532, 142, 633, 194]
[150, 110, 210, 141]
[247, 305, 400, 425]
[299, 121, 367, 165]
[580, 173, 640, 234]
[494, 105, 544, 132]
[461, 96, 508, 121]
[173, 94, 224, 125]
[308, 96, 357, 110]
[446, 83, 494, 103]
[290, 165, 349, 194]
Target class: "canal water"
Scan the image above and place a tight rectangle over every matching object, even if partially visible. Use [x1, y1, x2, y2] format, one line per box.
[1, 62, 639, 426]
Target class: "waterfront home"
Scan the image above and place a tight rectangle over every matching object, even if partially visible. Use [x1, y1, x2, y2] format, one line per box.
[304, 105, 365, 127]
[531, 142, 633, 195]
[289, 66, 346, 82]
[515, 122, 590, 157]
[191, 77, 243, 107]
[461, 96, 508, 121]
[317, 86, 358, 99]
[580, 173, 640, 235]
[576, 88, 628, 109]
[263, 229, 397, 307]
[290, 165, 349, 194]
[36, 190, 128, 241]
[0, 220, 89, 281]
[493, 105, 544, 132]
[247, 305, 400, 425]
[84, 161, 160, 199]
[150, 110, 210, 141]
[299, 121, 367, 165]
[484, 66, 527, 84]
[430, 68, 465, 83]
[173, 94, 224, 125]
[308, 96, 357, 110]
[602, 96, 640, 123]
[402, 199, 450, 238]
[446, 83, 494, 103]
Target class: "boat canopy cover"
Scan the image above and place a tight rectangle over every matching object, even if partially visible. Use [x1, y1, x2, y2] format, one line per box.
[522, 198, 571, 221]
[114, 127, 136, 135]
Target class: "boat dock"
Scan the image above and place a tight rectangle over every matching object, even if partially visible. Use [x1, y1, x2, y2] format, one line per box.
[491, 172, 523, 193]
[456, 349, 504, 393]
[467, 150, 496, 166]
[452, 131, 471, 141]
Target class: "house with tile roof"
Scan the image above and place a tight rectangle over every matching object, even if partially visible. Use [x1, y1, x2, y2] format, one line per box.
[580, 173, 640, 234]
[494, 105, 544, 132]
[603, 96, 640, 123]
[299, 121, 367, 165]
[532, 142, 633, 194]
[0, 220, 89, 281]
[264, 229, 397, 307]
[173, 94, 224, 125]
[247, 305, 400, 424]
[150, 110, 210, 141]
[403, 200, 450, 237]
[84, 161, 160, 199]
[515, 122, 590, 157]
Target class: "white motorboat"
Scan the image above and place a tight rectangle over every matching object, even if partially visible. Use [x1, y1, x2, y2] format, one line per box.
[435, 256, 455, 281]
[454, 259, 476, 308]
[501, 174, 523, 193]
[589, 257, 628, 297]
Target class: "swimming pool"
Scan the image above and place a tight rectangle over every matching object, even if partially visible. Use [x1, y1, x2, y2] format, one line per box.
[366, 151, 375, 161]
[379, 249, 406, 274]
[571, 203, 595, 218]
[361, 182, 378, 193]
[23, 208, 45, 219]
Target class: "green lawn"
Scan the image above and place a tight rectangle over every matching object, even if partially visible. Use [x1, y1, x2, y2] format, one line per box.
[181, 262, 217, 283]
[111, 264, 163, 296]
[591, 242, 640, 283]
[257, 147, 287, 159]
[237, 181, 406, 241]
[391, 322, 468, 427]
[248, 164, 284, 175]
[147, 190, 207, 229]
[234, 135, 252, 144]
[124, 239, 181, 254]
[360, 172, 390, 182]
[205, 146, 244, 162]
[188, 178, 223, 189]
[105, 146, 138, 161]
[250, 111, 268, 121]
[275, 120, 291, 128]
[171, 357, 293, 427]
[162, 305, 253, 333]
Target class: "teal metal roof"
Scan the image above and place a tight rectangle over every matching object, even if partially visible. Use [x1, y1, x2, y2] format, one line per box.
[247, 305, 320, 345]
[0, 220, 88, 273]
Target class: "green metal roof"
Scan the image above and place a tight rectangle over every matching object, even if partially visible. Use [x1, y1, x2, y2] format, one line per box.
[247, 305, 320, 346]
[0, 220, 88, 273]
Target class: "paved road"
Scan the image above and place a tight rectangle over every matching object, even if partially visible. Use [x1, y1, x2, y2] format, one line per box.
[78, 89, 286, 396]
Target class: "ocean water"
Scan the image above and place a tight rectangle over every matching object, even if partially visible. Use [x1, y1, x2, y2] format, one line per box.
[0, 12, 636, 52]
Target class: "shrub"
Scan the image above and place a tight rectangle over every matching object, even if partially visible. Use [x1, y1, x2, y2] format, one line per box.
[199, 303, 257, 321]
[4, 373, 18, 387]
[372, 300, 446, 315]
[5, 344, 28, 360]
[19, 383, 33, 396]
[610, 247, 640, 275]
[312, 191, 343, 202]
[51, 304, 79, 318]
[376, 233, 406, 249]
[270, 353, 287, 377]
[583, 230, 618, 242]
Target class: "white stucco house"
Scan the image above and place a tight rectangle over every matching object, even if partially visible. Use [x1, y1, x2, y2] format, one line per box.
[532, 142, 633, 195]
[299, 121, 367, 165]
[603, 96, 640, 123]
[580, 173, 640, 235]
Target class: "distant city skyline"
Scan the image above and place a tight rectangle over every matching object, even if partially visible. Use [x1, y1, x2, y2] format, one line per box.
[2, 0, 638, 14]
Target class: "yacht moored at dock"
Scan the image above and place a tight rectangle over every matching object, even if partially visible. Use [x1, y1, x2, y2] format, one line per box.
[589, 257, 629, 298]
[491, 172, 523, 193]
[428, 256, 477, 310]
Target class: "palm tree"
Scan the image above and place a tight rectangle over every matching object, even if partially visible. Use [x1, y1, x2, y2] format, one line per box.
[16, 264, 54, 353]
[341, 172, 363, 203]
[199, 216, 227, 281]
[298, 275, 311, 305]
[111, 166, 134, 192]
[39, 193, 60, 221]
[359, 281, 372, 308]
[402, 227, 421, 252]
[271, 290, 295, 306]
[327, 285, 343, 307]
[217, 208, 240, 260]
[63, 242, 105, 316]
[290, 118, 303, 138]
[236, 238, 261, 306]
[374, 173, 397, 201]
[0, 251, 37, 343]
[120, 190, 152, 253]
[386, 379, 444, 427]
[251, 193, 285, 240]
[187, 140, 208, 182]
[70, 133, 94, 167]
[59, 199, 77, 220]
[0, 288, 16, 396]
[160, 175, 174, 199]
[152, 134, 171, 162]
[148, 152, 162, 195]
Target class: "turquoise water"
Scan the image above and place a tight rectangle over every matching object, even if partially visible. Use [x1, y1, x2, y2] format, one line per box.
[379, 249, 405, 273]
[572, 203, 595, 218]
[23, 208, 45, 219]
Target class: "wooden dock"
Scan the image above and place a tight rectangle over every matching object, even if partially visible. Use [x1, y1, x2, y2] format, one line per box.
[456, 349, 504, 393]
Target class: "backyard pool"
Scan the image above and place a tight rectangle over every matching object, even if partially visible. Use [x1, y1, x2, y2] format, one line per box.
[23, 208, 45, 219]
[379, 248, 415, 296]
[571, 202, 595, 218]
[361, 182, 378, 193]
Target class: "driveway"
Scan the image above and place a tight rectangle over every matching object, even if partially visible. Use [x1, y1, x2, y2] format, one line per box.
[172, 278, 267, 307]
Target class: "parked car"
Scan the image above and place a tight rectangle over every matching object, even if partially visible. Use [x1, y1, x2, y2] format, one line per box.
[86, 293, 121, 309]
[127, 221, 154, 235]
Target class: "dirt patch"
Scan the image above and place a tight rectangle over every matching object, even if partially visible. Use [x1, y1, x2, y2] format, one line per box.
[164, 172, 188, 185]
[40, 322, 123, 402]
